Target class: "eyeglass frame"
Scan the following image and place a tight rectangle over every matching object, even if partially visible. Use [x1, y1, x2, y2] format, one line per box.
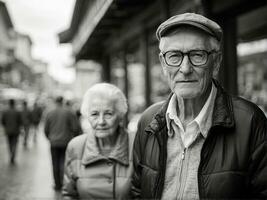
[160, 50, 220, 68]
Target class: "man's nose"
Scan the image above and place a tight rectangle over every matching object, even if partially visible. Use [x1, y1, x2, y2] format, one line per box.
[179, 56, 193, 74]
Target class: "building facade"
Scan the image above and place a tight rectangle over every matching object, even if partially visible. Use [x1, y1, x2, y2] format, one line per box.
[59, 0, 267, 116]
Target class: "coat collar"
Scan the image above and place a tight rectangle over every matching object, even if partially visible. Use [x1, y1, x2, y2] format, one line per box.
[81, 128, 129, 166]
[211, 79, 235, 128]
[145, 79, 235, 135]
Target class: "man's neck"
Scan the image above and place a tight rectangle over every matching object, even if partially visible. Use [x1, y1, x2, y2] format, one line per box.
[176, 84, 212, 125]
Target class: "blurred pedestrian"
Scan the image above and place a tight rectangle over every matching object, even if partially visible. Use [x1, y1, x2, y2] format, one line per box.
[20, 100, 32, 148]
[44, 96, 82, 191]
[1, 99, 22, 165]
[65, 100, 72, 108]
[31, 101, 43, 142]
[131, 13, 267, 199]
[65, 100, 83, 135]
[62, 83, 135, 199]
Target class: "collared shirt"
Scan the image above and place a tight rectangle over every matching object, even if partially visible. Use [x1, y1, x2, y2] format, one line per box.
[166, 83, 217, 148]
[161, 83, 217, 200]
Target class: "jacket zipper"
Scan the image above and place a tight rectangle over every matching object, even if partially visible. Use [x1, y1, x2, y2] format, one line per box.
[177, 148, 186, 200]
[113, 162, 116, 199]
[181, 148, 185, 160]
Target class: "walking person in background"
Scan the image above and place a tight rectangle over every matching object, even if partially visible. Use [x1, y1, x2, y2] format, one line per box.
[62, 83, 135, 199]
[65, 100, 83, 135]
[31, 101, 43, 142]
[20, 100, 32, 148]
[44, 96, 82, 191]
[1, 99, 22, 165]
[131, 13, 267, 199]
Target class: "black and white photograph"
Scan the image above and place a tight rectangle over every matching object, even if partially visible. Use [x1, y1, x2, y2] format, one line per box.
[0, 0, 267, 199]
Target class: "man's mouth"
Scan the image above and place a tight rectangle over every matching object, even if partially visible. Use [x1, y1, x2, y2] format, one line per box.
[177, 80, 197, 83]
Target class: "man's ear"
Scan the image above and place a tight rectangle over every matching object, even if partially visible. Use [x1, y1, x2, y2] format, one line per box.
[212, 53, 222, 78]
[159, 53, 167, 76]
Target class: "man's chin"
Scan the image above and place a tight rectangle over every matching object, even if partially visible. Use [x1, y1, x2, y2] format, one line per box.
[174, 90, 199, 99]
[95, 131, 110, 138]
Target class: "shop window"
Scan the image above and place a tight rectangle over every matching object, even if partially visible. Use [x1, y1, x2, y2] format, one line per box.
[110, 52, 125, 93]
[237, 39, 267, 115]
[149, 43, 170, 103]
[127, 44, 146, 115]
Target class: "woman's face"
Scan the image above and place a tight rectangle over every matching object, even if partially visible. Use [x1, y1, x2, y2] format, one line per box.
[87, 94, 121, 139]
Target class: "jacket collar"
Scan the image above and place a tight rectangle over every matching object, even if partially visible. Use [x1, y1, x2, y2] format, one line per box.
[145, 79, 235, 135]
[211, 79, 235, 128]
[144, 94, 171, 134]
[81, 128, 129, 166]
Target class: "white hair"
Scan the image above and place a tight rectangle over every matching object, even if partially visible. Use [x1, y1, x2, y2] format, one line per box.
[80, 83, 128, 119]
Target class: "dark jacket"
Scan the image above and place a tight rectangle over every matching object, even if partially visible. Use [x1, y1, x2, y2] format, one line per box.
[44, 106, 82, 147]
[1, 107, 22, 136]
[21, 108, 32, 127]
[31, 105, 43, 125]
[131, 80, 267, 199]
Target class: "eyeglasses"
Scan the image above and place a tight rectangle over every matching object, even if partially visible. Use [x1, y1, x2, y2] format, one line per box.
[161, 50, 220, 68]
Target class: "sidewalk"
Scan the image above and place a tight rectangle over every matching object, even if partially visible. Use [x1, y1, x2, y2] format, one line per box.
[0, 125, 62, 200]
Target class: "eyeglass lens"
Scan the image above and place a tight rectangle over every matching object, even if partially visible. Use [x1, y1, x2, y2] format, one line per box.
[165, 50, 208, 66]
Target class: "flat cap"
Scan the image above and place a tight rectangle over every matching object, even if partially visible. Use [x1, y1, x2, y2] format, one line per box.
[156, 13, 222, 41]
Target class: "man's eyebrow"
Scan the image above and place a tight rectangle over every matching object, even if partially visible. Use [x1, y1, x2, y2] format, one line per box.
[162, 48, 208, 53]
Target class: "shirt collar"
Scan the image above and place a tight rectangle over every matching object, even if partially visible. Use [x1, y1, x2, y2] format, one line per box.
[166, 82, 217, 138]
[166, 94, 180, 137]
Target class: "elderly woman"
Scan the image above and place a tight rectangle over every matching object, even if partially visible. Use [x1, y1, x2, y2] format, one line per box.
[62, 83, 135, 199]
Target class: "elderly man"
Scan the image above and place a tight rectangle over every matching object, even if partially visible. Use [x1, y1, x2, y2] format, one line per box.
[131, 13, 267, 199]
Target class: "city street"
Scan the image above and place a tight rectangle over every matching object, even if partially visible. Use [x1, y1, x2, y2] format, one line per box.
[0, 125, 62, 200]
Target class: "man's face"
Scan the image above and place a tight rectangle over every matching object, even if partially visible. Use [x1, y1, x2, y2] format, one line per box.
[159, 28, 220, 100]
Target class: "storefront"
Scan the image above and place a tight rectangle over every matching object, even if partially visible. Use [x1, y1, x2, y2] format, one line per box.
[59, 0, 267, 116]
